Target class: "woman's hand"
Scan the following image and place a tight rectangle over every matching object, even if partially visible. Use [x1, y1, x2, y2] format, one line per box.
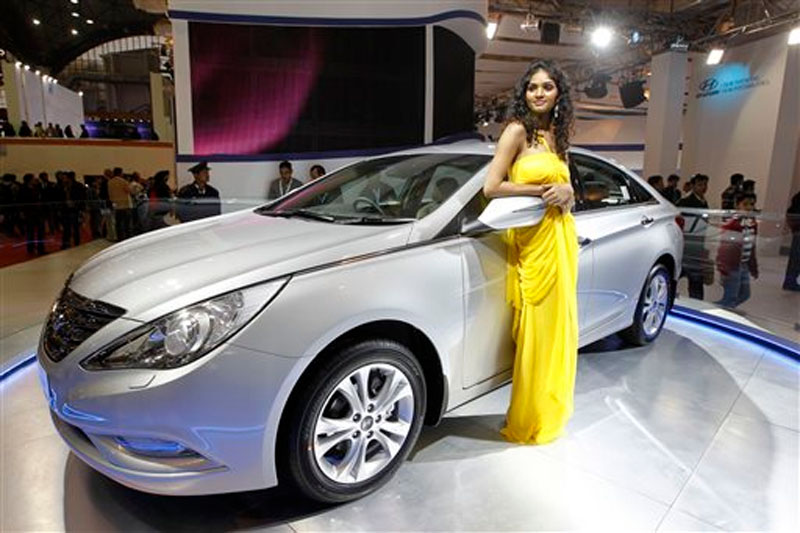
[542, 183, 574, 212]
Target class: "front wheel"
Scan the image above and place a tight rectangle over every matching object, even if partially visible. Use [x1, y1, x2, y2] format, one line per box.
[284, 339, 426, 503]
[621, 264, 671, 346]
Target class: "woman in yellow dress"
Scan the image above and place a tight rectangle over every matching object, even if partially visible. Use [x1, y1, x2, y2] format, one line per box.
[483, 60, 578, 445]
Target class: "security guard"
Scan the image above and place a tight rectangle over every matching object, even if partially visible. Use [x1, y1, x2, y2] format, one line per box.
[177, 161, 221, 222]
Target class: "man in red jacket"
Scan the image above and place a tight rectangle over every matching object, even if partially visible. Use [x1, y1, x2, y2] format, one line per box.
[716, 192, 758, 308]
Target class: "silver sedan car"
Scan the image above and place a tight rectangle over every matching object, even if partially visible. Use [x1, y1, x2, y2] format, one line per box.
[38, 141, 683, 503]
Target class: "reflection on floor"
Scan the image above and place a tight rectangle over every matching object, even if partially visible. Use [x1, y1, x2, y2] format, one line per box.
[2, 318, 797, 532]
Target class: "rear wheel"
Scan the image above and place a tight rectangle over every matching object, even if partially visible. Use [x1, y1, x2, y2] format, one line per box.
[621, 264, 671, 346]
[284, 339, 426, 503]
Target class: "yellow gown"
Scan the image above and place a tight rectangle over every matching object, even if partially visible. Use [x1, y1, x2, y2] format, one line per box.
[500, 139, 579, 445]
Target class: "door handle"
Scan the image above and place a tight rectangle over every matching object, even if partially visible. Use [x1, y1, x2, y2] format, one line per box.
[578, 236, 592, 247]
[640, 215, 654, 226]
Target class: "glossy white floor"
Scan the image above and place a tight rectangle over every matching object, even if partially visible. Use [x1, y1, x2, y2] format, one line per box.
[1, 244, 798, 532]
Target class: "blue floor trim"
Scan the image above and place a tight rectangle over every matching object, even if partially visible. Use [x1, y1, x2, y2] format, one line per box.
[669, 305, 800, 361]
[0, 354, 37, 382]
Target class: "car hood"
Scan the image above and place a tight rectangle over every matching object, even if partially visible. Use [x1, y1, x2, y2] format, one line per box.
[69, 210, 413, 321]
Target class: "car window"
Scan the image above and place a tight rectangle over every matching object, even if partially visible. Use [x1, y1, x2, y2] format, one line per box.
[259, 154, 489, 222]
[571, 154, 643, 211]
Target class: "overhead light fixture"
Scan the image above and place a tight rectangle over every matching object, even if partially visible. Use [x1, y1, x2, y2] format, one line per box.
[53, 79, 59, 84]
[789, 27, 800, 45]
[591, 27, 613, 48]
[520, 13, 537, 33]
[23, 64, 30, 71]
[70, 0, 79, 4]
[629, 30, 642, 45]
[79, 91, 84, 96]
[86, 19, 94, 24]
[71, 29, 79, 35]
[707, 48, 724, 65]
[35, 70, 41, 76]
[15, 61, 22, 68]
[486, 21, 498, 40]
[72, 12, 80, 18]
[43, 75, 50, 82]
[32, 18, 41, 25]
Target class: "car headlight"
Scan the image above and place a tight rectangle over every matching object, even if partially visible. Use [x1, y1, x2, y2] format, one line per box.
[81, 278, 289, 370]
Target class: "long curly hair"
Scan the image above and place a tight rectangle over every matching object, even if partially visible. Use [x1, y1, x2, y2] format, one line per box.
[506, 59, 574, 161]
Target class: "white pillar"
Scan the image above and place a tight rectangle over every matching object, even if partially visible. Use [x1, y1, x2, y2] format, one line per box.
[424, 24, 434, 144]
[643, 51, 688, 178]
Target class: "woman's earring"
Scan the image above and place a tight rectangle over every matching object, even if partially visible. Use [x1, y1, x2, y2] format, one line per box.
[553, 103, 560, 121]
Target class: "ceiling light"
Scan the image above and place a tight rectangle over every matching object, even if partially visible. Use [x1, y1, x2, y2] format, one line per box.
[86, 19, 94, 24]
[629, 30, 642, 44]
[32, 18, 41, 25]
[486, 21, 498, 40]
[70, 0, 79, 4]
[789, 27, 800, 45]
[43, 75, 50, 82]
[706, 48, 724, 65]
[71, 12, 80, 18]
[71, 29, 79, 35]
[53, 79, 59, 84]
[79, 91, 84, 96]
[15, 61, 22, 68]
[591, 27, 613, 48]
[35, 70, 41, 76]
[23, 64, 30, 71]
[520, 13, 537, 32]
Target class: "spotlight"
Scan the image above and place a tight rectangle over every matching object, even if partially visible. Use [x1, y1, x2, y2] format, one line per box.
[584, 73, 611, 98]
[15, 61, 22, 68]
[70, 0, 79, 4]
[53, 79, 59, 84]
[71, 29, 79, 35]
[79, 91, 84, 96]
[629, 30, 642, 45]
[86, 19, 94, 25]
[35, 70, 41, 76]
[71, 12, 80, 18]
[32, 18, 41, 25]
[789, 27, 800, 45]
[23, 64, 30, 71]
[520, 13, 537, 33]
[486, 21, 498, 40]
[591, 27, 613, 48]
[706, 48, 724, 65]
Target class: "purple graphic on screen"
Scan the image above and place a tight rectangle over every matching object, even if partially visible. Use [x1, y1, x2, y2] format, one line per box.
[190, 24, 321, 155]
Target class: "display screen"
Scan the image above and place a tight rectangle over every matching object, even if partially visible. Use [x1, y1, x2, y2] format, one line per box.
[189, 22, 425, 156]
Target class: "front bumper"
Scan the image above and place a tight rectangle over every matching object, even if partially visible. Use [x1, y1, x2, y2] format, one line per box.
[39, 342, 304, 496]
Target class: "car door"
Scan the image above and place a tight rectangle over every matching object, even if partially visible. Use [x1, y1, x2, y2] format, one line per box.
[457, 190, 594, 389]
[570, 153, 657, 336]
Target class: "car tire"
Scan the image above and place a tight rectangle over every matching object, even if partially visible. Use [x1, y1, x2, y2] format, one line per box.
[284, 339, 426, 503]
[620, 264, 671, 346]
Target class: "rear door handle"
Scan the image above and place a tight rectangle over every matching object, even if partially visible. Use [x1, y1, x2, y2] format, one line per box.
[578, 236, 592, 247]
[641, 216, 654, 226]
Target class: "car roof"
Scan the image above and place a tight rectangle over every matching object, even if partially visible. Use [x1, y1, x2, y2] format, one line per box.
[390, 139, 603, 159]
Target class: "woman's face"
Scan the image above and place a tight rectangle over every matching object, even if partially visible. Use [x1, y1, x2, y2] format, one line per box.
[526, 69, 559, 116]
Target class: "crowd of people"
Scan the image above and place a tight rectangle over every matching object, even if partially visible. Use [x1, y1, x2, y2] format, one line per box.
[646, 171, 800, 309]
[266, 160, 326, 200]
[0, 162, 221, 257]
[1, 119, 89, 139]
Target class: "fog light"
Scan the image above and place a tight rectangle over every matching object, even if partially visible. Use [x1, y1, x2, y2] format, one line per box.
[114, 436, 197, 458]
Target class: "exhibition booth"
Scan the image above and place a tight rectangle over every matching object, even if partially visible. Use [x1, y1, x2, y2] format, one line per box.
[0, 0, 798, 531]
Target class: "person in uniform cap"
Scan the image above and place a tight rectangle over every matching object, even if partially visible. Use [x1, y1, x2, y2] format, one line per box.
[177, 161, 221, 222]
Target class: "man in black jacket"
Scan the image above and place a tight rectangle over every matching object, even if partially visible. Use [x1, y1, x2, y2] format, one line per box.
[677, 174, 711, 300]
[177, 161, 221, 222]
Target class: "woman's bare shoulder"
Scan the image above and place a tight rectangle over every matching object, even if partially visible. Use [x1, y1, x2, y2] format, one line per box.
[502, 121, 527, 138]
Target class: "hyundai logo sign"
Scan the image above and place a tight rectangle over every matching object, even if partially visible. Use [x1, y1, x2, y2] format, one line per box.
[699, 78, 719, 92]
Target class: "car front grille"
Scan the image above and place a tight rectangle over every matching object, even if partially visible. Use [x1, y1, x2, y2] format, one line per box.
[43, 287, 126, 362]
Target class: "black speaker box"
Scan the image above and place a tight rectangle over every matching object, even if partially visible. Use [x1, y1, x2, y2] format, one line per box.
[539, 21, 561, 45]
[619, 80, 647, 108]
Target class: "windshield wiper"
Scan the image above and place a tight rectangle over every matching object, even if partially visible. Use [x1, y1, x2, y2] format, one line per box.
[339, 217, 417, 225]
[259, 209, 339, 223]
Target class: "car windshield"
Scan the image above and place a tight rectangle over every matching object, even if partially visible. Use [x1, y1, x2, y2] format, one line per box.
[256, 153, 490, 223]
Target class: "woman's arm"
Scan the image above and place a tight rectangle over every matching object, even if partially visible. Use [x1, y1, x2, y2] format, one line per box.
[484, 123, 548, 199]
[483, 123, 574, 210]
